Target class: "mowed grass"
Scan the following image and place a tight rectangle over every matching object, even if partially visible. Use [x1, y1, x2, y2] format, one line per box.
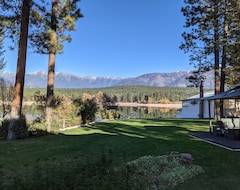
[0, 118, 240, 189]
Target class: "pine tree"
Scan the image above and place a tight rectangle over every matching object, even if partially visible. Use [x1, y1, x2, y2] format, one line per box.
[180, 0, 240, 119]
[0, 0, 48, 139]
[0, 0, 83, 134]
[0, 26, 6, 70]
[224, 0, 240, 87]
[7, 0, 31, 140]
[28, 0, 83, 131]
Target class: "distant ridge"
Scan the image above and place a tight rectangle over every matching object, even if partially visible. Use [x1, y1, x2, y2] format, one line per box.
[0, 71, 214, 89]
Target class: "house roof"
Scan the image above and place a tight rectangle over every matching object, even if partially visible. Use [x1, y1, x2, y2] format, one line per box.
[181, 92, 214, 101]
[204, 86, 240, 100]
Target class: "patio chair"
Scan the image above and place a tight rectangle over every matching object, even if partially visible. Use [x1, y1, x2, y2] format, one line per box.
[216, 120, 228, 136]
[209, 120, 218, 133]
[210, 120, 228, 137]
[209, 120, 212, 133]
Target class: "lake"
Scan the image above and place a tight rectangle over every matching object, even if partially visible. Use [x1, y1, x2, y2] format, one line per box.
[21, 104, 182, 122]
[117, 106, 181, 119]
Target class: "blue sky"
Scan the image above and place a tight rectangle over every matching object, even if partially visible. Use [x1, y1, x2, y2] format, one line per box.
[4, 0, 193, 78]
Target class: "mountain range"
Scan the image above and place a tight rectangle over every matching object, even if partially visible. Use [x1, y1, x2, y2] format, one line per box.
[0, 70, 214, 89]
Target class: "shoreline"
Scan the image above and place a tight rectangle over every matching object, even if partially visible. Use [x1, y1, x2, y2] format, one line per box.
[116, 102, 182, 109]
[23, 101, 182, 109]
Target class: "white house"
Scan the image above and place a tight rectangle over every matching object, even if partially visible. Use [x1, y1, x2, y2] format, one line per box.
[176, 92, 215, 119]
[204, 86, 240, 118]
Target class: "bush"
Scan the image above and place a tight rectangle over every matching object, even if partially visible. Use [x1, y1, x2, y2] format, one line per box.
[80, 99, 98, 124]
[0, 119, 8, 139]
[0, 115, 29, 139]
[126, 153, 204, 190]
[101, 109, 120, 120]
[159, 98, 171, 104]
[28, 117, 49, 137]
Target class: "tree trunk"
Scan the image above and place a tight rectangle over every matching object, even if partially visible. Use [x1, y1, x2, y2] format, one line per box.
[7, 0, 31, 140]
[214, 0, 221, 120]
[220, 0, 229, 118]
[45, 0, 57, 132]
[46, 53, 55, 132]
[199, 81, 204, 119]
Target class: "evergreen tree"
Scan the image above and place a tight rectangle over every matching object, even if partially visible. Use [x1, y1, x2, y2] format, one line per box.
[180, 0, 240, 119]
[45, 0, 58, 132]
[224, 0, 240, 87]
[0, 0, 48, 139]
[0, 0, 83, 136]
[0, 26, 6, 70]
[7, 0, 31, 139]
[28, 0, 83, 131]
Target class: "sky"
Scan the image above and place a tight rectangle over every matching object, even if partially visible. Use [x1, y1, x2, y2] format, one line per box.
[4, 0, 194, 78]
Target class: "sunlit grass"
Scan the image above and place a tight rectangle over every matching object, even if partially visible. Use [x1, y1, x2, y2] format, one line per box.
[0, 118, 239, 189]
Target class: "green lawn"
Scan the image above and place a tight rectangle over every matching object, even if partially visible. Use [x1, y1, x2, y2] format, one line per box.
[0, 118, 239, 189]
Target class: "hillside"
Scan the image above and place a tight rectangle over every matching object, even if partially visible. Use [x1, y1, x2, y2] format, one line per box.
[0, 70, 214, 89]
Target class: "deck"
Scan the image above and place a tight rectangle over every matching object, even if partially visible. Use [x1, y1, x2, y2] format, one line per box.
[189, 132, 240, 151]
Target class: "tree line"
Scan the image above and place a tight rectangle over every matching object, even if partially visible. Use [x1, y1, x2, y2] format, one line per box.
[0, 85, 201, 131]
[23, 86, 201, 103]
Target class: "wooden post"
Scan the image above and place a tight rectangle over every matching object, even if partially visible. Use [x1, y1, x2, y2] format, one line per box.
[199, 81, 204, 118]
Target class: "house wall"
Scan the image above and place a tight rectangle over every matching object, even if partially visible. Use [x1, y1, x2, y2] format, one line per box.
[176, 100, 214, 119]
[203, 100, 214, 118]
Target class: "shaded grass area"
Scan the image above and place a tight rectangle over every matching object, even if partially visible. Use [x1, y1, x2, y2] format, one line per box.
[0, 118, 239, 189]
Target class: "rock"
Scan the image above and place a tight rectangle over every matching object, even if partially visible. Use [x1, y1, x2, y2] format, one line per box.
[169, 151, 193, 165]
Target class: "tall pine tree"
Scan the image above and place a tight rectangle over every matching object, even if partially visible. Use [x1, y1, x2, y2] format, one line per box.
[29, 0, 83, 131]
[7, 0, 31, 139]
[181, 0, 240, 119]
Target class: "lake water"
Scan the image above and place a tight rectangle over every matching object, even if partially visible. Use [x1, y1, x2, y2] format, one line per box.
[117, 106, 181, 119]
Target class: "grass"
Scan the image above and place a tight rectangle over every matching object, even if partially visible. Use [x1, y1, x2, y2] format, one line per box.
[0, 118, 239, 189]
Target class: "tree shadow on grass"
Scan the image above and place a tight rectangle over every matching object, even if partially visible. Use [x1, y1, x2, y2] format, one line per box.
[1, 119, 237, 190]
[56, 119, 206, 159]
[89, 118, 203, 138]
[81, 122, 184, 140]
[0, 118, 209, 164]
[58, 118, 210, 150]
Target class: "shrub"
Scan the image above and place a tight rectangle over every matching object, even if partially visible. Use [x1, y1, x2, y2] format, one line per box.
[0, 115, 29, 139]
[28, 117, 49, 137]
[80, 99, 98, 124]
[126, 153, 204, 190]
[73, 98, 98, 125]
[0, 119, 8, 139]
[15, 115, 29, 139]
[101, 109, 120, 120]
[159, 98, 171, 104]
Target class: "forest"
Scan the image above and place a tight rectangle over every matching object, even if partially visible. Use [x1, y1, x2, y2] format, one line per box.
[23, 86, 202, 103]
